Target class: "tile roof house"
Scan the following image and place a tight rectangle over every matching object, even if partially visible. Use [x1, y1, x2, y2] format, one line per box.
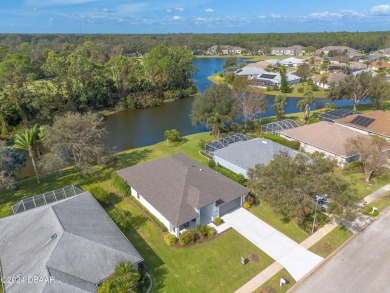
[315, 46, 360, 57]
[335, 110, 390, 139]
[370, 60, 390, 70]
[117, 153, 248, 237]
[0, 192, 143, 293]
[280, 121, 366, 166]
[212, 138, 303, 178]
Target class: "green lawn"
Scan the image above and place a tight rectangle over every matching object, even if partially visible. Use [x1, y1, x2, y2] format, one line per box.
[0, 132, 212, 217]
[309, 225, 352, 258]
[265, 82, 328, 98]
[114, 197, 274, 292]
[363, 193, 390, 216]
[250, 201, 309, 243]
[255, 269, 295, 293]
[339, 169, 390, 200]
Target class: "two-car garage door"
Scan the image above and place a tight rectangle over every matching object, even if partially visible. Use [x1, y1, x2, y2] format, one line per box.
[219, 197, 241, 217]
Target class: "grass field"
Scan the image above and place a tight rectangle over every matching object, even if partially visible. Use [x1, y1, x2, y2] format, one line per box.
[363, 193, 390, 216]
[115, 196, 274, 292]
[309, 225, 353, 258]
[250, 201, 309, 243]
[255, 269, 296, 293]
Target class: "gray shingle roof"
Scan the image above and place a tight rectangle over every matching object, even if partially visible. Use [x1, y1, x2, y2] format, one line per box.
[117, 153, 248, 226]
[0, 192, 143, 293]
[212, 138, 302, 171]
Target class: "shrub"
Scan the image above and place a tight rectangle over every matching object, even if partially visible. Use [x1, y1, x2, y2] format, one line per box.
[214, 165, 248, 186]
[344, 161, 363, 171]
[88, 186, 111, 207]
[261, 133, 300, 150]
[198, 138, 209, 149]
[164, 233, 177, 246]
[196, 224, 208, 237]
[297, 87, 304, 93]
[245, 194, 254, 205]
[179, 230, 196, 246]
[208, 159, 216, 168]
[207, 226, 216, 238]
[243, 202, 251, 209]
[164, 129, 182, 143]
[111, 172, 131, 196]
[325, 103, 336, 110]
[266, 86, 272, 92]
[214, 217, 223, 225]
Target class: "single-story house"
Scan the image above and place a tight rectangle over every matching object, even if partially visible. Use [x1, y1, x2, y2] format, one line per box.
[212, 138, 303, 178]
[315, 46, 359, 57]
[349, 62, 368, 72]
[0, 191, 143, 293]
[280, 121, 365, 166]
[257, 71, 301, 86]
[352, 69, 377, 77]
[279, 57, 306, 67]
[235, 67, 266, 79]
[312, 72, 347, 89]
[271, 45, 305, 56]
[246, 60, 270, 70]
[117, 153, 248, 237]
[335, 110, 390, 140]
[370, 60, 390, 70]
[330, 55, 350, 63]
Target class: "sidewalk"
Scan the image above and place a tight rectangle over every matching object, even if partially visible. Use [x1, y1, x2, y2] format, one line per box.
[234, 183, 390, 293]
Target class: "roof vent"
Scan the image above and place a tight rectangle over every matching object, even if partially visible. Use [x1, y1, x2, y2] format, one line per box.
[262, 140, 268, 144]
[51, 233, 57, 241]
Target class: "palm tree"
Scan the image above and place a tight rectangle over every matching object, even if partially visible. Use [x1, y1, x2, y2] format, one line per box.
[206, 113, 230, 139]
[297, 89, 315, 124]
[14, 124, 41, 184]
[98, 262, 140, 293]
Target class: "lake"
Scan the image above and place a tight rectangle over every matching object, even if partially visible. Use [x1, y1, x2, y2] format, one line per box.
[20, 57, 364, 177]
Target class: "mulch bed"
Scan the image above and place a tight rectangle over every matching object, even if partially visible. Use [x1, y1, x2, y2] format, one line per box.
[212, 220, 225, 226]
[248, 252, 259, 262]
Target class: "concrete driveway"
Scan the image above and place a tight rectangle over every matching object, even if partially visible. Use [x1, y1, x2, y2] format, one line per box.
[222, 208, 323, 281]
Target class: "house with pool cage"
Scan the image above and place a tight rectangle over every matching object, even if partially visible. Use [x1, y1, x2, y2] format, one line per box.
[0, 186, 143, 293]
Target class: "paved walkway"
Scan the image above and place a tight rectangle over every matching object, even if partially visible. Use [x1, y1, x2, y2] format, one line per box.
[223, 208, 323, 282]
[234, 183, 390, 293]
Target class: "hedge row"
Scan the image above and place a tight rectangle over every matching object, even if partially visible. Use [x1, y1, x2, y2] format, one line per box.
[111, 172, 131, 196]
[213, 164, 248, 186]
[261, 133, 301, 150]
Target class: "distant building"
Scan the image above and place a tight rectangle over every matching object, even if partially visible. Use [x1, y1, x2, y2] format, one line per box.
[370, 60, 390, 70]
[330, 55, 350, 64]
[315, 46, 360, 57]
[257, 71, 301, 87]
[312, 72, 347, 89]
[279, 57, 306, 67]
[207, 45, 245, 55]
[270, 45, 305, 56]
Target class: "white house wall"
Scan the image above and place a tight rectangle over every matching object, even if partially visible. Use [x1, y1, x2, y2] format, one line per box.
[213, 156, 249, 178]
[130, 187, 173, 234]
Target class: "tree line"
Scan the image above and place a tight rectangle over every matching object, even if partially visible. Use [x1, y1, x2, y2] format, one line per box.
[0, 32, 389, 58]
[0, 43, 196, 139]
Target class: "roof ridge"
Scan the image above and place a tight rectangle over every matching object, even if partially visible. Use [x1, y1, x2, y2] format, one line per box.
[174, 164, 191, 225]
[46, 266, 97, 292]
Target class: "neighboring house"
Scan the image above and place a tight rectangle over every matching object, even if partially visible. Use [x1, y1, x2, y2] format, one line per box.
[371, 47, 390, 58]
[327, 63, 344, 73]
[352, 68, 377, 77]
[312, 72, 347, 89]
[207, 45, 245, 55]
[0, 190, 143, 293]
[349, 62, 368, 72]
[212, 138, 303, 178]
[330, 55, 350, 63]
[370, 60, 390, 70]
[235, 67, 266, 79]
[246, 60, 270, 69]
[257, 71, 301, 86]
[280, 121, 365, 166]
[279, 57, 306, 67]
[270, 45, 305, 56]
[315, 46, 359, 57]
[335, 110, 390, 140]
[117, 153, 248, 238]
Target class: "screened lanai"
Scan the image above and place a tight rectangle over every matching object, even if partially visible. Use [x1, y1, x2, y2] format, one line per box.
[205, 133, 252, 154]
[261, 119, 301, 135]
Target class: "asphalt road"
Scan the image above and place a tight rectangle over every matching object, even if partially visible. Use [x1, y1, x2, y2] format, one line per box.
[289, 208, 390, 293]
